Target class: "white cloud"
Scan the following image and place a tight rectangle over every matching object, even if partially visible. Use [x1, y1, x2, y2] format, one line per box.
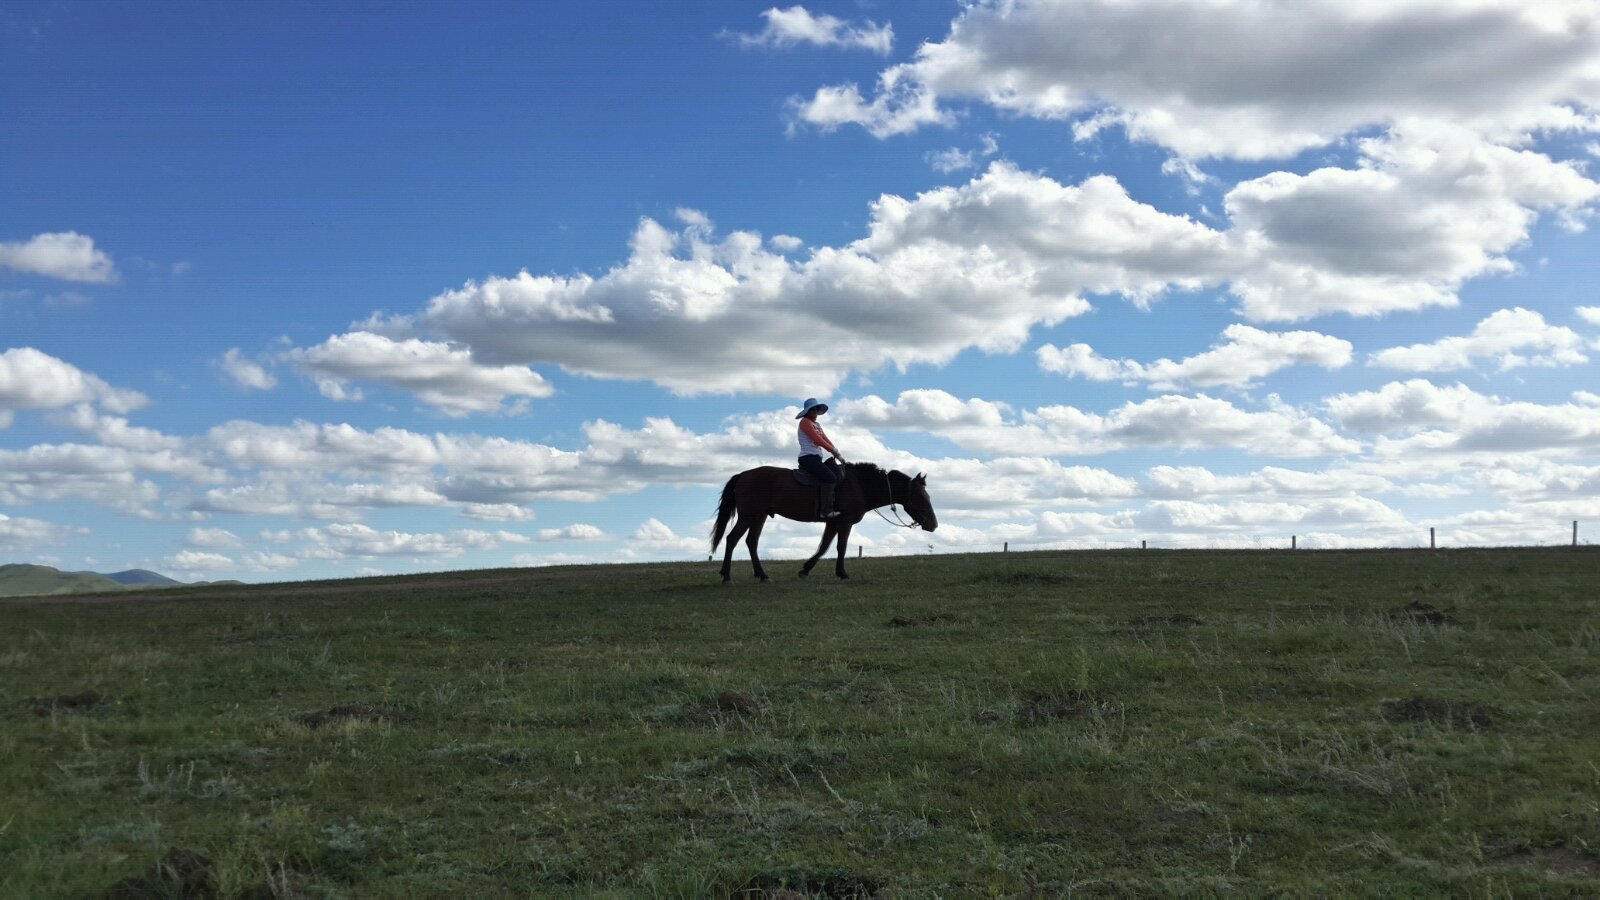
[1222, 125, 1600, 321]
[769, 234, 803, 252]
[727, 5, 892, 54]
[1371, 307, 1588, 371]
[0, 348, 148, 419]
[0, 513, 77, 549]
[289, 332, 553, 416]
[1145, 465, 1394, 499]
[850, 389, 1358, 458]
[1328, 379, 1600, 457]
[1039, 324, 1352, 389]
[217, 348, 277, 390]
[293, 522, 530, 560]
[459, 503, 535, 522]
[186, 527, 243, 549]
[167, 550, 235, 572]
[1577, 306, 1600, 326]
[925, 147, 975, 173]
[427, 164, 1247, 394]
[537, 524, 607, 542]
[0, 232, 117, 283]
[792, 0, 1600, 160]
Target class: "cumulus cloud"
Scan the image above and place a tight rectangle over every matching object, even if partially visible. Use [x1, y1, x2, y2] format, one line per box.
[538, 524, 607, 542]
[1578, 306, 1600, 326]
[423, 168, 1223, 394]
[167, 550, 235, 572]
[288, 332, 553, 416]
[1039, 324, 1352, 389]
[186, 527, 243, 549]
[1144, 465, 1393, 499]
[0, 348, 148, 420]
[848, 389, 1358, 458]
[1371, 307, 1588, 371]
[0, 232, 117, 283]
[217, 348, 277, 390]
[727, 5, 892, 54]
[293, 522, 530, 560]
[792, 0, 1600, 160]
[0, 513, 77, 549]
[1222, 125, 1600, 320]
[1328, 379, 1600, 457]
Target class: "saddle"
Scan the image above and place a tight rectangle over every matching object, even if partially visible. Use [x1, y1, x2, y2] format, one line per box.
[792, 459, 845, 486]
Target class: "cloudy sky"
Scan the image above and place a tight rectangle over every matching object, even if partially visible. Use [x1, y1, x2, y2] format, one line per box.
[4, 0, 1600, 581]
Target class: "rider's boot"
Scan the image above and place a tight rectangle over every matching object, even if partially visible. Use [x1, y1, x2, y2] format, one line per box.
[819, 483, 840, 519]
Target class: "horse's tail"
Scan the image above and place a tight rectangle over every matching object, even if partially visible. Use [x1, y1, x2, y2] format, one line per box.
[710, 473, 740, 554]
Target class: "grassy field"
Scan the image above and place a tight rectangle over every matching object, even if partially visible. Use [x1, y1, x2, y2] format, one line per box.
[2, 548, 1597, 897]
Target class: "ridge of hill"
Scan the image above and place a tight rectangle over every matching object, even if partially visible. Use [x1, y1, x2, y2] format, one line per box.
[0, 564, 128, 597]
[98, 569, 183, 586]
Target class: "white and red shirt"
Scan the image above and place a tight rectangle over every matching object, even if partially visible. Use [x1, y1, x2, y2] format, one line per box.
[798, 417, 837, 457]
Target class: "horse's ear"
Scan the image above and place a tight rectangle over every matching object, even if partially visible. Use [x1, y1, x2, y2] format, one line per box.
[914, 472, 926, 483]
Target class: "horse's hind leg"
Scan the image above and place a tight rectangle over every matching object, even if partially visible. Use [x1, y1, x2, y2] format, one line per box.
[721, 516, 751, 584]
[744, 518, 770, 583]
[799, 523, 837, 578]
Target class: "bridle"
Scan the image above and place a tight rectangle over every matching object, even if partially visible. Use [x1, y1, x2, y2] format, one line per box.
[872, 470, 921, 529]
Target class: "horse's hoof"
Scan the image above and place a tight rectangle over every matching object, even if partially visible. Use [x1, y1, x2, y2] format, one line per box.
[758, 577, 771, 584]
[837, 573, 850, 580]
[721, 578, 732, 586]
[797, 569, 809, 579]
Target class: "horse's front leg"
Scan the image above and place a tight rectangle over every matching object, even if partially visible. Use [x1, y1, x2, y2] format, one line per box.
[835, 523, 854, 580]
[744, 518, 770, 583]
[799, 523, 837, 578]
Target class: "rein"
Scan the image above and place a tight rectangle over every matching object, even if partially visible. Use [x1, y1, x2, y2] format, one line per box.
[872, 470, 920, 529]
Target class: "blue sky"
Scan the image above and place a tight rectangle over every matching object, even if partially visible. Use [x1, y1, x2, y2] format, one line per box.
[4, 0, 1600, 580]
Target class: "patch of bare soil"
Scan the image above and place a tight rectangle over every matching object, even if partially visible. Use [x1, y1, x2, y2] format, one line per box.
[104, 848, 217, 899]
[26, 689, 111, 716]
[1490, 847, 1600, 879]
[295, 704, 397, 729]
[1016, 690, 1119, 727]
[716, 690, 758, 716]
[738, 871, 881, 899]
[1393, 601, 1460, 626]
[1379, 696, 1493, 729]
[886, 614, 951, 628]
[1132, 613, 1204, 626]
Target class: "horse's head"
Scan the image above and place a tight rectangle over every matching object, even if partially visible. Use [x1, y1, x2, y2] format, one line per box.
[903, 472, 938, 532]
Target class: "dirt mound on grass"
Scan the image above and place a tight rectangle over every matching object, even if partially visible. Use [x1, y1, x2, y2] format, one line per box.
[1393, 601, 1460, 626]
[716, 691, 758, 716]
[104, 848, 217, 899]
[738, 870, 881, 898]
[26, 689, 111, 716]
[1380, 696, 1493, 729]
[1132, 613, 1204, 626]
[295, 704, 398, 729]
[1016, 690, 1120, 727]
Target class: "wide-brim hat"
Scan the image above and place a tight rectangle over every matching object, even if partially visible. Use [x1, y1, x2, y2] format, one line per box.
[795, 397, 828, 419]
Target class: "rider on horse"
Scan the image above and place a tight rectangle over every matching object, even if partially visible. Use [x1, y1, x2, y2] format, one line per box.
[796, 397, 845, 519]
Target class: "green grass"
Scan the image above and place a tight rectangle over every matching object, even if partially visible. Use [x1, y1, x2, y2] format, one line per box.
[2, 548, 1598, 896]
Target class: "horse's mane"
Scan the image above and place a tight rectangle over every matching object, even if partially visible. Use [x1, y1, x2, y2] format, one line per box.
[843, 461, 898, 481]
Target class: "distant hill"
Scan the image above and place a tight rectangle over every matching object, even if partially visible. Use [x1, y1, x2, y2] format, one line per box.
[99, 569, 182, 586]
[0, 564, 128, 598]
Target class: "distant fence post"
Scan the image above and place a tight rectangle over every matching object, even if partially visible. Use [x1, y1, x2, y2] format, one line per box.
[857, 545, 862, 559]
[1141, 539, 1146, 550]
[1430, 527, 1436, 550]
[1003, 542, 1008, 553]
[1291, 535, 1297, 550]
[1575, 521, 1580, 547]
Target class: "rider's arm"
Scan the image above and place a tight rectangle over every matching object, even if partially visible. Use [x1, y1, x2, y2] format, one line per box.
[800, 418, 839, 456]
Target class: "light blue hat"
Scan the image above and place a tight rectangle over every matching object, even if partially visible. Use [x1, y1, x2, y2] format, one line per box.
[795, 397, 829, 419]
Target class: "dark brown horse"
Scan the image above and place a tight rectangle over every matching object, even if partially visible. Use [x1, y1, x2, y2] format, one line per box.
[710, 461, 939, 583]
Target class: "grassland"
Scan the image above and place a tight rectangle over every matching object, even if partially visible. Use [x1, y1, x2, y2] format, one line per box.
[1, 548, 1597, 897]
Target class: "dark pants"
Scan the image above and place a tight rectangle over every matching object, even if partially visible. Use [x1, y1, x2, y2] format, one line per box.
[798, 454, 837, 484]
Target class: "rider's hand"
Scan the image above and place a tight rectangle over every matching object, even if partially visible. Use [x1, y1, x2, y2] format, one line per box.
[834, 452, 846, 463]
